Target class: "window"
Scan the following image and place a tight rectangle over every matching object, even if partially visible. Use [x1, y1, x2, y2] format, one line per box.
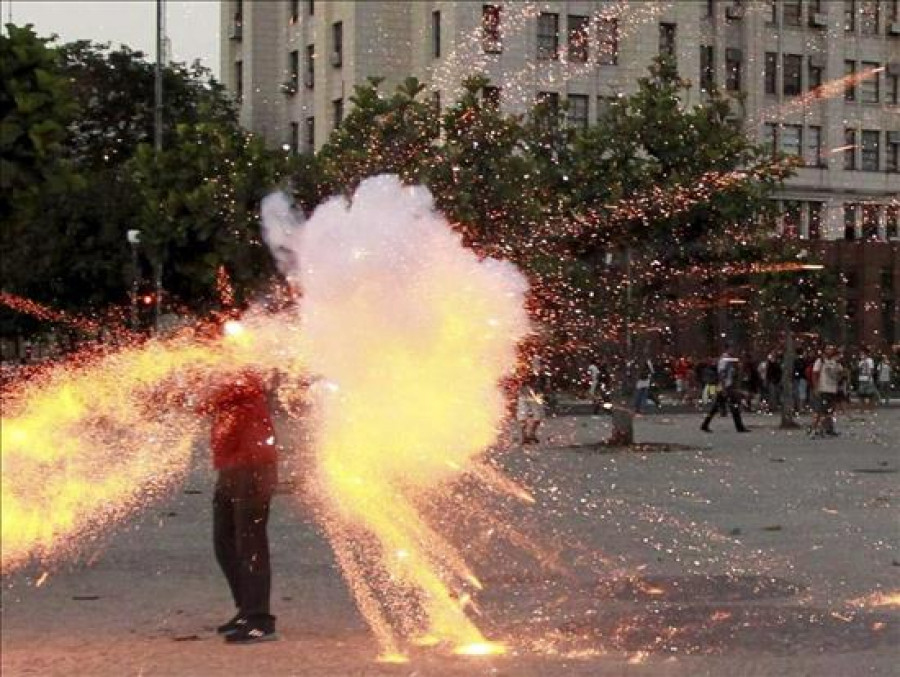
[567, 94, 589, 129]
[568, 15, 589, 63]
[598, 18, 619, 65]
[782, 201, 802, 237]
[845, 128, 857, 169]
[808, 0, 826, 26]
[659, 22, 677, 59]
[781, 124, 802, 157]
[726, 48, 742, 91]
[845, 0, 856, 31]
[764, 0, 777, 24]
[482, 5, 502, 53]
[305, 45, 314, 88]
[305, 116, 314, 150]
[808, 59, 824, 94]
[307, 0, 314, 15]
[783, 54, 802, 96]
[887, 205, 899, 239]
[289, 122, 299, 154]
[887, 132, 900, 172]
[333, 98, 343, 128]
[765, 52, 778, 94]
[861, 130, 880, 170]
[430, 90, 441, 113]
[808, 202, 823, 239]
[290, 0, 299, 23]
[845, 61, 857, 101]
[860, 62, 880, 103]
[763, 122, 778, 157]
[537, 13, 559, 60]
[331, 22, 343, 67]
[432, 11, 441, 58]
[860, 0, 879, 33]
[289, 50, 299, 92]
[234, 60, 243, 102]
[887, 73, 899, 105]
[862, 204, 879, 239]
[704, 0, 715, 19]
[482, 85, 500, 109]
[537, 91, 560, 116]
[844, 204, 858, 240]
[807, 125, 823, 166]
[700, 46, 715, 91]
[783, 0, 802, 25]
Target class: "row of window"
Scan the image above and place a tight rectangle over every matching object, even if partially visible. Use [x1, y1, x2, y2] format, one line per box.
[841, 0, 900, 35]
[844, 203, 900, 241]
[764, 54, 899, 104]
[842, 129, 900, 172]
[756, 0, 900, 34]
[775, 200, 900, 241]
[285, 23, 343, 93]
[764, 124, 900, 172]
[844, 61, 899, 104]
[473, 6, 620, 64]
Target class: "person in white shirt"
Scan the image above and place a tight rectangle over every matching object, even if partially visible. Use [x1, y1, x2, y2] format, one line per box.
[587, 362, 600, 398]
[856, 347, 877, 410]
[810, 346, 842, 436]
[700, 349, 748, 433]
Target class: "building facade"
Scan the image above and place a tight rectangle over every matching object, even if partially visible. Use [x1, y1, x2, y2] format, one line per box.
[221, 0, 899, 348]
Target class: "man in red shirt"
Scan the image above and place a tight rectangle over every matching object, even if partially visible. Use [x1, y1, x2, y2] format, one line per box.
[199, 366, 279, 643]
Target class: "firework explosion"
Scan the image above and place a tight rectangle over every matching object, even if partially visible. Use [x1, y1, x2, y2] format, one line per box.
[262, 175, 531, 658]
[0, 312, 304, 574]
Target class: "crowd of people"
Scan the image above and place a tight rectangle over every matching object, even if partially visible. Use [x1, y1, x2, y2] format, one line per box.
[577, 344, 896, 435]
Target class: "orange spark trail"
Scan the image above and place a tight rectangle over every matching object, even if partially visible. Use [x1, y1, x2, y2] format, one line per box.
[0, 292, 103, 335]
[1, 312, 304, 574]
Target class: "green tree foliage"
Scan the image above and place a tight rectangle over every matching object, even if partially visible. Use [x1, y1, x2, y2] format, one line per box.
[127, 121, 284, 311]
[0, 24, 77, 220]
[1, 29, 281, 334]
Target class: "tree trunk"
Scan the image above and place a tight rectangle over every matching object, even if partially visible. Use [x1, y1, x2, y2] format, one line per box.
[780, 329, 799, 429]
[609, 407, 634, 446]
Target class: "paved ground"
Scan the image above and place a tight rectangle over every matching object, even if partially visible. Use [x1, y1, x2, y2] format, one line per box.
[2, 408, 899, 676]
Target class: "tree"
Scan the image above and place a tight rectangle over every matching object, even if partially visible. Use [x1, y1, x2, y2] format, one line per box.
[1, 30, 279, 334]
[126, 121, 286, 313]
[0, 24, 77, 221]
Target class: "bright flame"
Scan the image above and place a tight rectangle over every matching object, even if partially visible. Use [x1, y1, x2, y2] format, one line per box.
[1, 312, 304, 574]
[271, 176, 531, 654]
[453, 641, 507, 657]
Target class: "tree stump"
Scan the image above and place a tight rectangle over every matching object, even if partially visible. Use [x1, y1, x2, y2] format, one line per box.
[609, 407, 634, 446]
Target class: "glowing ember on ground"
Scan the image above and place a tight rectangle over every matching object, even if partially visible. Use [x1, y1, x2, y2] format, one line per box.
[453, 641, 507, 657]
[849, 591, 900, 609]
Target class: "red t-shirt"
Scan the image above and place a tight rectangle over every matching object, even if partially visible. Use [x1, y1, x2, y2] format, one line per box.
[201, 370, 277, 470]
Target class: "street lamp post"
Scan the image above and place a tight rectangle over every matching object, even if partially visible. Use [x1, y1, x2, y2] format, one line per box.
[126, 229, 142, 330]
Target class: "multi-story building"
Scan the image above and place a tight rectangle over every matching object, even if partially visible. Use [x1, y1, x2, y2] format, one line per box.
[221, 0, 899, 349]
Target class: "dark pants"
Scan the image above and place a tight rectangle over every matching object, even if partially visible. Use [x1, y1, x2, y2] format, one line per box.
[702, 387, 746, 431]
[213, 463, 277, 622]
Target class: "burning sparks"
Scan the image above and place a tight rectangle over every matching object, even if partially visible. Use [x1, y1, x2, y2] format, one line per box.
[263, 176, 530, 656]
[0, 312, 304, 574]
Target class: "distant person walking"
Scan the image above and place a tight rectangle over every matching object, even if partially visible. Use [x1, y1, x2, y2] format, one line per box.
[633, 358, 654, 414]
[877, 355, 892, 405]
[517, 364, 546, 444]
[701, 349, 749, 433]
